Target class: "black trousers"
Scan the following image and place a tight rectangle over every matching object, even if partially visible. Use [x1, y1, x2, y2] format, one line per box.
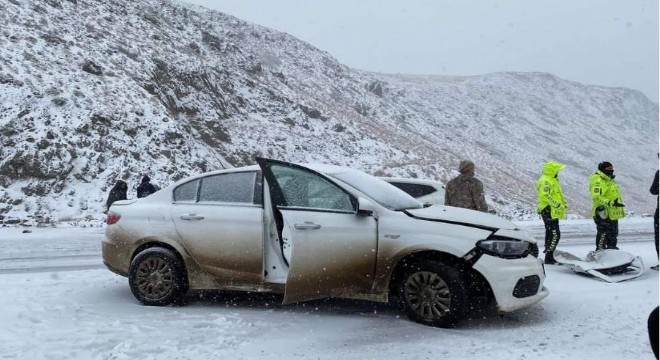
[594, 216, 619, 250]
[541, 207, 560, 253]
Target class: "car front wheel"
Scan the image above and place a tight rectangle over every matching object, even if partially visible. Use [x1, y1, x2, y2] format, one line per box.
[129, 247, 187, 306]
[396, 260, 467, 327]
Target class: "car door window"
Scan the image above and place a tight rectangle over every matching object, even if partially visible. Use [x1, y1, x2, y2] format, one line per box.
[173, 179, 199, 202]
[198, 172, 257, 204]
[271, 165, 354, 212]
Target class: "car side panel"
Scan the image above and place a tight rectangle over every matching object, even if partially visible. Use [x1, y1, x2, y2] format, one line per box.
[103, 201, 192, 276]
[370, 211, 492, 298]
[280, 209, 378, 303]
[103, 170, 272, 292]
[171, 203, 264, 284]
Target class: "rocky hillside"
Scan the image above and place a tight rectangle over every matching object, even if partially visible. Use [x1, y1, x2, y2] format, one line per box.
[0, 0, 657, 225]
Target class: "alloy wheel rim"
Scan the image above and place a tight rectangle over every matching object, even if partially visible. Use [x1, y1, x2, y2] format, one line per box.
[135, 257, 174, 300]
[404, 271, 451, 320]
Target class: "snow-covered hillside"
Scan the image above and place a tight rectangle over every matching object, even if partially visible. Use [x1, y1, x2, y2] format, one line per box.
[0, 0, 657, 225]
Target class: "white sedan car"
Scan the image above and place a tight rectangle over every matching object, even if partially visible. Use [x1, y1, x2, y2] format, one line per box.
[103, 158, 548, 327]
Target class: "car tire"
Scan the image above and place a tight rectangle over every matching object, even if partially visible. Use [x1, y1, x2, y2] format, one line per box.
[129, 247, 187, 306]
[396, 260, 467, 328]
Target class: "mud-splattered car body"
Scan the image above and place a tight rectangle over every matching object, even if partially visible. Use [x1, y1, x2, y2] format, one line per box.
[103, 158, 548, 327]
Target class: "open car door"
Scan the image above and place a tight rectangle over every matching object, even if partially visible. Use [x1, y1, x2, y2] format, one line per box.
[256, 158, 378, 303]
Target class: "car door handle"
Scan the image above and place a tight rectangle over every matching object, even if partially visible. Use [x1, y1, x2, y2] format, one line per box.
[294, 222, 322, 230]
[180, 214, 205, 221]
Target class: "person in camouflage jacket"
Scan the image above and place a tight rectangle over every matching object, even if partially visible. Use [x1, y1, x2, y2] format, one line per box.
[444, 160, 488, 212]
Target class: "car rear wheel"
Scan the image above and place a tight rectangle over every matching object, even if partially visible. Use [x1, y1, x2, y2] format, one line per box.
[129, 247, 187, 306]
[396, 260, 467, 327]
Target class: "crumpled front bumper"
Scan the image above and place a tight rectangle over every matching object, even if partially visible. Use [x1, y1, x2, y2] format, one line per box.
[473, 254, 550, 312]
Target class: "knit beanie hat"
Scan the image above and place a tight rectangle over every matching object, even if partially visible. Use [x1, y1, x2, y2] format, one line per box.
[598, 162, 613, 172]
[459, 160, 475, 174]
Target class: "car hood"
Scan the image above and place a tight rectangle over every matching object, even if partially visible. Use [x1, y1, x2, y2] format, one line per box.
[404, 205, 518, 231]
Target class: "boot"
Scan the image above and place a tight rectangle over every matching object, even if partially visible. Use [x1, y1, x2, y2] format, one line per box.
[544, 252, 557, 265]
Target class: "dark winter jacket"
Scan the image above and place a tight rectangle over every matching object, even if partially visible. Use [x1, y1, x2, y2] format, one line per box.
[651, 170, 658, 211]
[105, 180, 128, 212]
[444, 174, 488, 212]
[136, 176, 157, 198]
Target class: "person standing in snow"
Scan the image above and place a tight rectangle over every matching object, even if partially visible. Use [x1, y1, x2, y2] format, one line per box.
[444, 160, 488, 212]
[136, 175, 158, 198]
[536, 161, 567, 264]
[589, 162, 625, 251]
[650, 168, 658, 270]
[105, 180, 128, 213]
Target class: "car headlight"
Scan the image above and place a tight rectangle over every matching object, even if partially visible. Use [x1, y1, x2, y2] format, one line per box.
[477, 238, 531, 259]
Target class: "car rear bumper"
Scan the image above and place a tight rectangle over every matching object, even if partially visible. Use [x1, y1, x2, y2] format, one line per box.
[473, 254, 549, 313]
[102, 238, 130, 277]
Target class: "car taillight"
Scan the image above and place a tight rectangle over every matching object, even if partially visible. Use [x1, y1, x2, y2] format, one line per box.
[106, 212, 121, 225]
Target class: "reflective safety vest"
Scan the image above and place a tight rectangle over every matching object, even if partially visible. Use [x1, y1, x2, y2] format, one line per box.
[589, 171, 625, 220]
[536, 161, 567, 219]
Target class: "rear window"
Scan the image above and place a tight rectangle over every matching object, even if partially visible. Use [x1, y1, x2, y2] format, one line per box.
[173, 180, 199, 202]
[388, 182, 437, 198]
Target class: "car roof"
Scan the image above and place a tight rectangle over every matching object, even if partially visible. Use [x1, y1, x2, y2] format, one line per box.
[191, 164, 260, 177]
[170, 162, 357, 188]
[169, 162, 448, 193]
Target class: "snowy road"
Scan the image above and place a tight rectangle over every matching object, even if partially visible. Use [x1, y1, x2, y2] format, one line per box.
[0, 218, 657, 359]
[0, 226, 103, 274]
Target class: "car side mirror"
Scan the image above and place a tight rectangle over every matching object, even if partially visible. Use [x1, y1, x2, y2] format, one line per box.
[357, 197, 375, 216]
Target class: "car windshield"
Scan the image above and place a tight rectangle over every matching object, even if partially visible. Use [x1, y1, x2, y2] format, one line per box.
[324, 168, 423, 211]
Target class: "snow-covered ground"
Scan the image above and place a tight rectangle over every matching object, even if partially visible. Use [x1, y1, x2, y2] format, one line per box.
[0, 218, 658, 359]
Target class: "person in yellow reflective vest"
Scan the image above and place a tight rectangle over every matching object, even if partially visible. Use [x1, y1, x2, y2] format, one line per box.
[536, 161, 567, 264]
[589, 161, 626, 250]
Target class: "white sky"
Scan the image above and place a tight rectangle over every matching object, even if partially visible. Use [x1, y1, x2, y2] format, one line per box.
[184, 0, 659, 101]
